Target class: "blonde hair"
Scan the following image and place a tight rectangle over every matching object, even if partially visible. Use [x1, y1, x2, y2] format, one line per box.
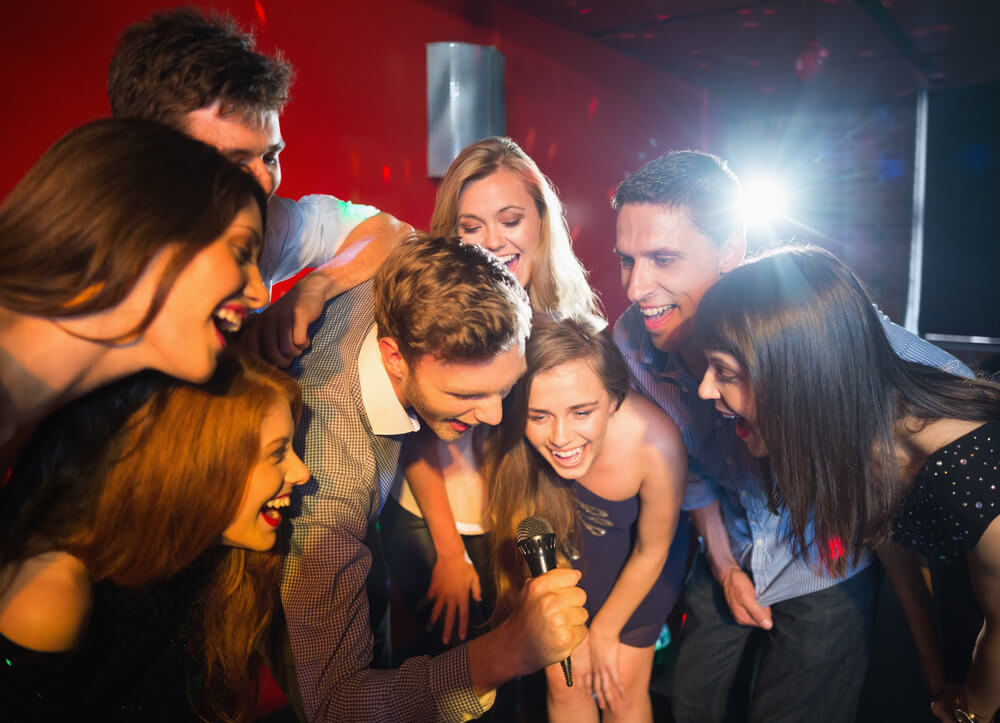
[430, 137, 600, 318]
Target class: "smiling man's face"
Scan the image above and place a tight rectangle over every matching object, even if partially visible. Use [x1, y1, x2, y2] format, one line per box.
[615, 203, 742, 354]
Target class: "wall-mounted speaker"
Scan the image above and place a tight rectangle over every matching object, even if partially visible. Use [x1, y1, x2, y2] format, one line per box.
[426, 42, 505, 178]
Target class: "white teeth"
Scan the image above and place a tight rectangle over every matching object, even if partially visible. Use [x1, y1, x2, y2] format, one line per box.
[550, 446, 584, 459]
[640, 305, 674, 318]
[213, 307, 244, 333]
[495, 253, 517, 265]
[265, 495, 291, 510]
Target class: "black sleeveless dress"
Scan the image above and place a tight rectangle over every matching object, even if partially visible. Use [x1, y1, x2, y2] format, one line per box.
[892, 420, 1000, 562]
[0, 560, 210, 722]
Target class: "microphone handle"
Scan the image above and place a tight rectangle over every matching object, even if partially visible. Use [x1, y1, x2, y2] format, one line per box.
[530, 549, 573, 687]
[518, 533, 574, 686]
[561, 657, 573, 687]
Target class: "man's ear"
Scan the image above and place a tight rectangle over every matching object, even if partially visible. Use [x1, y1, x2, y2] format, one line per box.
[378, 337, 409, 381]
[718, 231, 746, 275]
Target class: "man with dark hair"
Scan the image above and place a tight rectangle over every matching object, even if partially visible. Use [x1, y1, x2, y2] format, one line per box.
[610, 150, 969, 721]
[109, 8, 412, 366]
[282, 234, 587, 721]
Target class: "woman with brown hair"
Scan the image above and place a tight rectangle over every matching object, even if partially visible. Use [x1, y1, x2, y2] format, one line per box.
[695, 246, 1000, 722]
[0, 118, 269, 469]
[381, 137, 602, 655]
[0, 350, 308, 721]
[488, 313, 687, 723]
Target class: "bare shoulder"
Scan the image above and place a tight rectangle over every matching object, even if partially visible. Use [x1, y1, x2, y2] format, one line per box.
[0, 552, 92, 652]
[622, 390, 685, 459]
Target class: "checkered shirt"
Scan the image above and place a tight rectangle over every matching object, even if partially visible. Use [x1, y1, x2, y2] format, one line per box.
[282, 281, 485, 721]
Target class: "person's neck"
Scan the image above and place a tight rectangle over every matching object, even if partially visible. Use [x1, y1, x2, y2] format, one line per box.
[894, 415, 987, 486]
[0, 309, 139, 445]
[677, 340, 708, 382]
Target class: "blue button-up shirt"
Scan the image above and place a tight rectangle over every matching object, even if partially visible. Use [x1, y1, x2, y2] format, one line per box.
[614, 303, 970, 607]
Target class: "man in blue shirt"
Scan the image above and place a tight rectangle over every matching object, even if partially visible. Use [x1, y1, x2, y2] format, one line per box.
[611, 150, 968, 721]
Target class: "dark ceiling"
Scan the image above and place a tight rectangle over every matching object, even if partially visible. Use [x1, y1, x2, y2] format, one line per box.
[498, 0, 1000, 107]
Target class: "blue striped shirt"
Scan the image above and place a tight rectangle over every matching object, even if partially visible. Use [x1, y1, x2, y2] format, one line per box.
[613, 304, 971, 606]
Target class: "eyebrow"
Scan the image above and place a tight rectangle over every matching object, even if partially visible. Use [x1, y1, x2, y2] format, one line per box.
[458, 204, 525, 220]
[528, 400, 599, 413]
[265, 436, 290, 453]
[222, 139, 285, 159]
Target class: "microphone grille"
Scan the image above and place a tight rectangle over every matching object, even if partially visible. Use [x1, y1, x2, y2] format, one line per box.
[516, 516, 555, 543]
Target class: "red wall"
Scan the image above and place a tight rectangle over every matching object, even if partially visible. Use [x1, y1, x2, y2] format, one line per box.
[1, 0, 705, 321]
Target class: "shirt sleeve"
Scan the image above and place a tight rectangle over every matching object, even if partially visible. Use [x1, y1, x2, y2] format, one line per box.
[681, 455, 723, 511]
[281, 376, 486, 722]
[879, 311, 973, 378]
[261, 194, 380, 288]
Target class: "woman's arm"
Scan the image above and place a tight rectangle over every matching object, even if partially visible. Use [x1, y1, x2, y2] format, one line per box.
[402, 431, 482, 644]
[876, 541, 947, 700]
[588, 409, 686, 710]
[958, 518, 1000, 720]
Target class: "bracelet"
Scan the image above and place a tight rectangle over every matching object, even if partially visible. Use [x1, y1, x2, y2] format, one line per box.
[953, 693, 986, 723]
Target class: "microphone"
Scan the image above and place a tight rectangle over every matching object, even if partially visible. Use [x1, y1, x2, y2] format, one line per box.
[516, 516, 573, 687]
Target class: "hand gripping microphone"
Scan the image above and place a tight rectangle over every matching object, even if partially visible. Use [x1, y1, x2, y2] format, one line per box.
[515, 516, 573, 687]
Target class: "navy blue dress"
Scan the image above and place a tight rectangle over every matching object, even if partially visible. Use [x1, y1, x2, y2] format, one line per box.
[571, 481, 689, 647]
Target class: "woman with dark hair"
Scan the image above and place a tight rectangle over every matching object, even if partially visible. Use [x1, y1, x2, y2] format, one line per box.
[0, 118, 269, 469]
[487, 313, 687, 723]
[381, 137, 601, 654]
[695, 246, 1000, 722]
[0, 350, 308, 721]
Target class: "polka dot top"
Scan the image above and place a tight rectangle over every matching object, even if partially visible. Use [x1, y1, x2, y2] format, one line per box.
[892, 420, 1000, 563]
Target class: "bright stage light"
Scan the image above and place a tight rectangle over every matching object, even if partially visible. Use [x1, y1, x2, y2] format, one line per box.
[740, 176, 788, 226]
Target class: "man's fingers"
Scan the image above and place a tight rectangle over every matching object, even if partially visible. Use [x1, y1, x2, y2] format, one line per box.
[524, 567, 582, 594]
[278, 326, 300, 362]
[747, 602, 773, 629]
[259, 318, 292, 367]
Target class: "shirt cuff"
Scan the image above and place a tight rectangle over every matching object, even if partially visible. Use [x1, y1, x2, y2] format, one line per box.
[429, 644, 493, 721]
[681, 479, 720, 511]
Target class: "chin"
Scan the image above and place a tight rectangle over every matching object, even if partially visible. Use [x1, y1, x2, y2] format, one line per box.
[158, 351, 217, 384]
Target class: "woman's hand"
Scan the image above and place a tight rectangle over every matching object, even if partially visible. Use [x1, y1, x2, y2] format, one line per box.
[425, 551, 481, 644]
[929, 682, 961, 722]
[588, 624, 626, 711]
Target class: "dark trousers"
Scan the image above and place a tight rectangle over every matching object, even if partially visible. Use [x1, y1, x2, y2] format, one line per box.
[379, 496, 519, 721]
[378, 494, 495, 658]
[671, 551, 877, 723]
